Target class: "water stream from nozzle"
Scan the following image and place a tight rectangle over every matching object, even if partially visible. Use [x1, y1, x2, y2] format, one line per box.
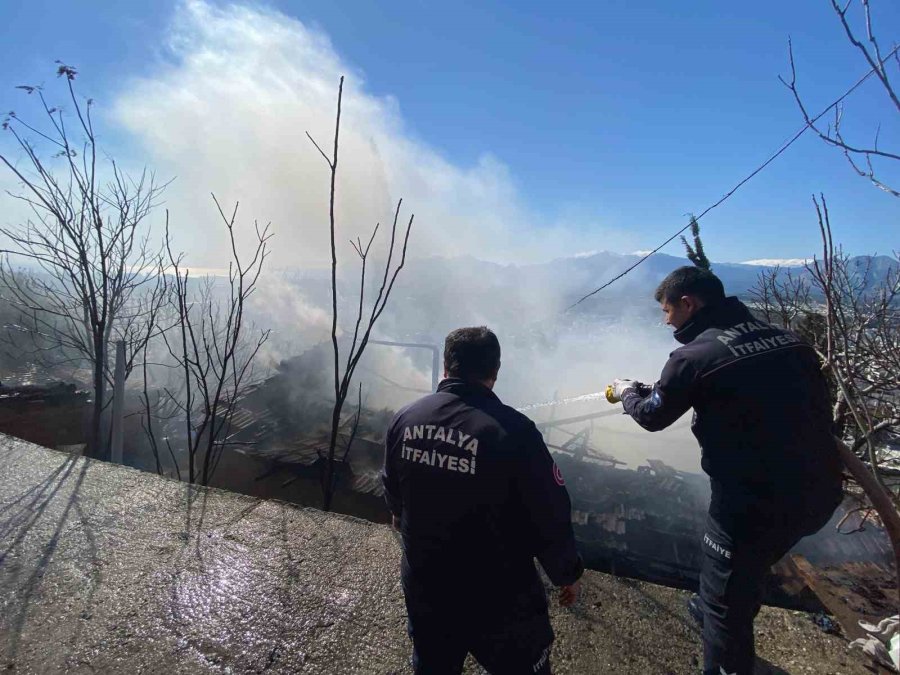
[515, 391, 605, 412]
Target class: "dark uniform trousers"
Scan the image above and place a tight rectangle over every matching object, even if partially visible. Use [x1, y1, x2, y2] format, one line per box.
[401, 556, 553, 675]
[699, 498, 837, 675]
[401, 555, 554, 675]
[405, 603, 552, 675]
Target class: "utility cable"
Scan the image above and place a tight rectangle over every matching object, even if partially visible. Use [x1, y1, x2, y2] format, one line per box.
[567, 45, 900, 310]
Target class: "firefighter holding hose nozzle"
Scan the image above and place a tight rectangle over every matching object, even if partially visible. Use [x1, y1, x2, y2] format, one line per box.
[608, 266, 842, 675]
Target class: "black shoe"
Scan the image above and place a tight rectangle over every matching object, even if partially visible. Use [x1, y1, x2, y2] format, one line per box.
[687, 593, 704, 627]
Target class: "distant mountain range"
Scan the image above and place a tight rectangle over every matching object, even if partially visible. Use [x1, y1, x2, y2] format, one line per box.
[536, 251, 898, 307]
[368, 251, 899, 342]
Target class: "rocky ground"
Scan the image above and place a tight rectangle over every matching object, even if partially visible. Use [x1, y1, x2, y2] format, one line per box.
[0, 435, 882, 674]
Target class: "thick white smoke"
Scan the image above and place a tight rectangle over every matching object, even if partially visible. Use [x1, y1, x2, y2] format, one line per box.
[111, 0, 624, 269]
[109, 0, 702, 472]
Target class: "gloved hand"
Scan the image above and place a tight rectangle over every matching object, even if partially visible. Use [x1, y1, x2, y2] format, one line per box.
[612, 378, 641, 400]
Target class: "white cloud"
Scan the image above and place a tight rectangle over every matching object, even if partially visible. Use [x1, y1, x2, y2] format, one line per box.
[111, 0, 606, 269]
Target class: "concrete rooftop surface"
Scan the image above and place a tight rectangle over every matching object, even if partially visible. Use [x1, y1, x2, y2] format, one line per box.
[0, 435, 875, 674]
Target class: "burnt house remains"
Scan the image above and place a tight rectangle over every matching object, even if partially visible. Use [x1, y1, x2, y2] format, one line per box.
[0, 339, 893, 622]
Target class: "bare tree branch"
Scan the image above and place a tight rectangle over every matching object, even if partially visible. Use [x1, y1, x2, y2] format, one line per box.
[310, 77, 416, 510]
[782, 3, 900, 196]
[164, 199, 271, 486]
[0, 71, 168, 456]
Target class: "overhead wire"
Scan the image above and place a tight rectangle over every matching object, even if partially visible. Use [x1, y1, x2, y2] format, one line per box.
[566, 44, 900, 311]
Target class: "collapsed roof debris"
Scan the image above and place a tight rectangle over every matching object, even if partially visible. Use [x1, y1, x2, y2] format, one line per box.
[0, 381, 89, 451]
[209, 358, 894, 621]
[1, 341, 891, 634]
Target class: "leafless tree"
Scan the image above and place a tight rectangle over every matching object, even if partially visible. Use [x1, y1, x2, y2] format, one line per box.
[138, 333, 182, 480]
[161, 199, 272, 486]
[807, 196, 900, 469]
[747, 265, 812, 329]
[781, 0, 900, 197]
[813, 200, 900, 605]
[776, 1, 900, 598]
[306, 76, 414, 511]
[0, 65, 168, 457]
[749, 195, 900, 601]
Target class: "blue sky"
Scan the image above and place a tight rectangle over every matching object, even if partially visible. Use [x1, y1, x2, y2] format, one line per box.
[0, 0, 897, 265]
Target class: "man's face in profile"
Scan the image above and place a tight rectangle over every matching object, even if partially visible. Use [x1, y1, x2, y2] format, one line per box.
[660, 297, 695, 330]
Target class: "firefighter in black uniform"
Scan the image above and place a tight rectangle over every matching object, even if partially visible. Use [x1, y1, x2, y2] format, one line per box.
[610, 266, 842, 675]
[382, 326, 583, 675]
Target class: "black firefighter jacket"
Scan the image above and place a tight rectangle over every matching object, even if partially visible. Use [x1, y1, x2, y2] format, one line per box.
[621, 297, 843, 519]
[382, 378, 584, 623]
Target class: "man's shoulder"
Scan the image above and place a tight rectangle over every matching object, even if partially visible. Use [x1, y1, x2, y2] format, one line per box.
[453, 390, 532, 430]
[491, 400, 538, 435]
[664, 331, 731, 379]
[667, 338, 708, 364]
[390, 391, 450, 424]
[669, 318, 816, 380]
[390, 390, 538, 439]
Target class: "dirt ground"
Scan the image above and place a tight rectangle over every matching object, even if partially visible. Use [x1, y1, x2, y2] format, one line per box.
[0, 435, 886, 674]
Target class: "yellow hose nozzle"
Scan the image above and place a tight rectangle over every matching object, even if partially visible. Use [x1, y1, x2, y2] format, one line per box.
[605, 384, 620, 404]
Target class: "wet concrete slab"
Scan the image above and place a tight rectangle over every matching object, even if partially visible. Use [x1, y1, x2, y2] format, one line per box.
[0, 435, 872, 674]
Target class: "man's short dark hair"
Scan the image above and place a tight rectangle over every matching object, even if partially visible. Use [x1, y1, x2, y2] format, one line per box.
[444, 327, 501, 381]
[654, 266, 726, 305]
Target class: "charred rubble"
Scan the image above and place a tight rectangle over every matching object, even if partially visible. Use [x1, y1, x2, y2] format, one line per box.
[207, 350, 895, 614]
[0, 381, 90, 451]
[0, 342, 893, 620]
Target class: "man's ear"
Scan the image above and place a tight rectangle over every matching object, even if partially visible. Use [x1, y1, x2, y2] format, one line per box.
[681, 295, 703, 314]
